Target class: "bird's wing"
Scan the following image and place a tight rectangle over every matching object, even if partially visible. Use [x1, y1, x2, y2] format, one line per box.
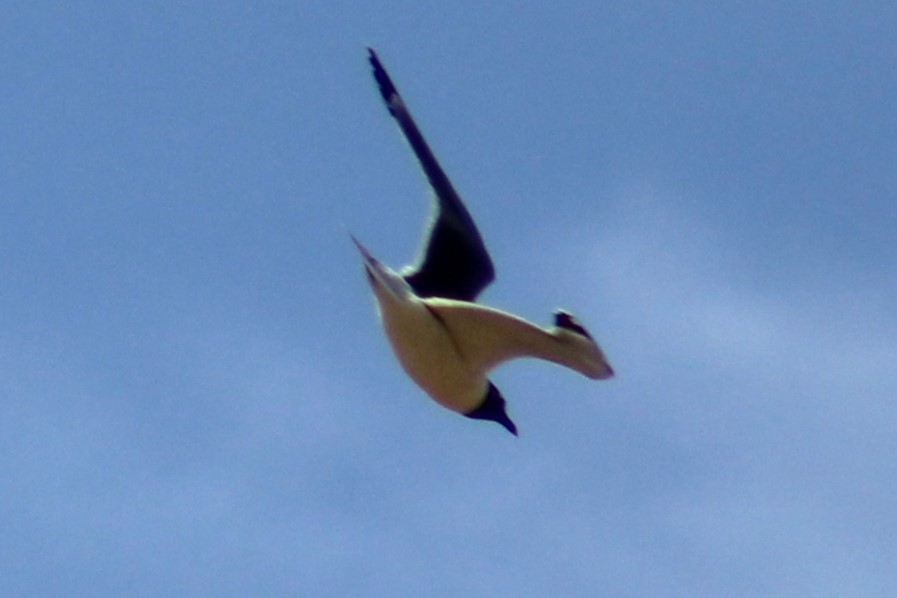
[426, 299, 614, 380]
[368, 48, 495, 301]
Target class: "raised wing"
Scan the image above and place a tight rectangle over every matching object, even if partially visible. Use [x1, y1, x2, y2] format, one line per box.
[368, 48, 495, 301]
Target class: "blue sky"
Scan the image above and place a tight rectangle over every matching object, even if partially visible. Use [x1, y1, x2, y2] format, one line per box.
[2, 2, 895, 596]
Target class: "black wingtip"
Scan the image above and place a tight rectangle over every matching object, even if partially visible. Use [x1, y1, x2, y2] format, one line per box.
[554, 309, 594, 340]
[366, 46, 380, 68]
[367, 47, 399, 109]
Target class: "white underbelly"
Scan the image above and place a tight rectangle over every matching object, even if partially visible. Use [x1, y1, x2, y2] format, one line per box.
[381, 305, 486, 413]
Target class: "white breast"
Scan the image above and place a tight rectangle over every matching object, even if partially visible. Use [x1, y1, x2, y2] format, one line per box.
[378, 297, 487, 413]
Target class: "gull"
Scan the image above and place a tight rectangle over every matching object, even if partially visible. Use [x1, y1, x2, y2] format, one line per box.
[354, 48, 613, 435]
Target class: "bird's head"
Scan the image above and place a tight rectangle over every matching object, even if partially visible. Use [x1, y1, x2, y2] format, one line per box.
[351, 235, 414, 303]
[465, 383, 518, 436]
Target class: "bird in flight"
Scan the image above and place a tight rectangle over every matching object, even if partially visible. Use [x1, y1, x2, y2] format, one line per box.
[354, 48, 613, 435]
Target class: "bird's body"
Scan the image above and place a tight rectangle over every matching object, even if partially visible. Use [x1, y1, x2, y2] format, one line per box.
[386, 297, 612, 410]
[376, 295, 488, 414]
[356, 49, 613, 435]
